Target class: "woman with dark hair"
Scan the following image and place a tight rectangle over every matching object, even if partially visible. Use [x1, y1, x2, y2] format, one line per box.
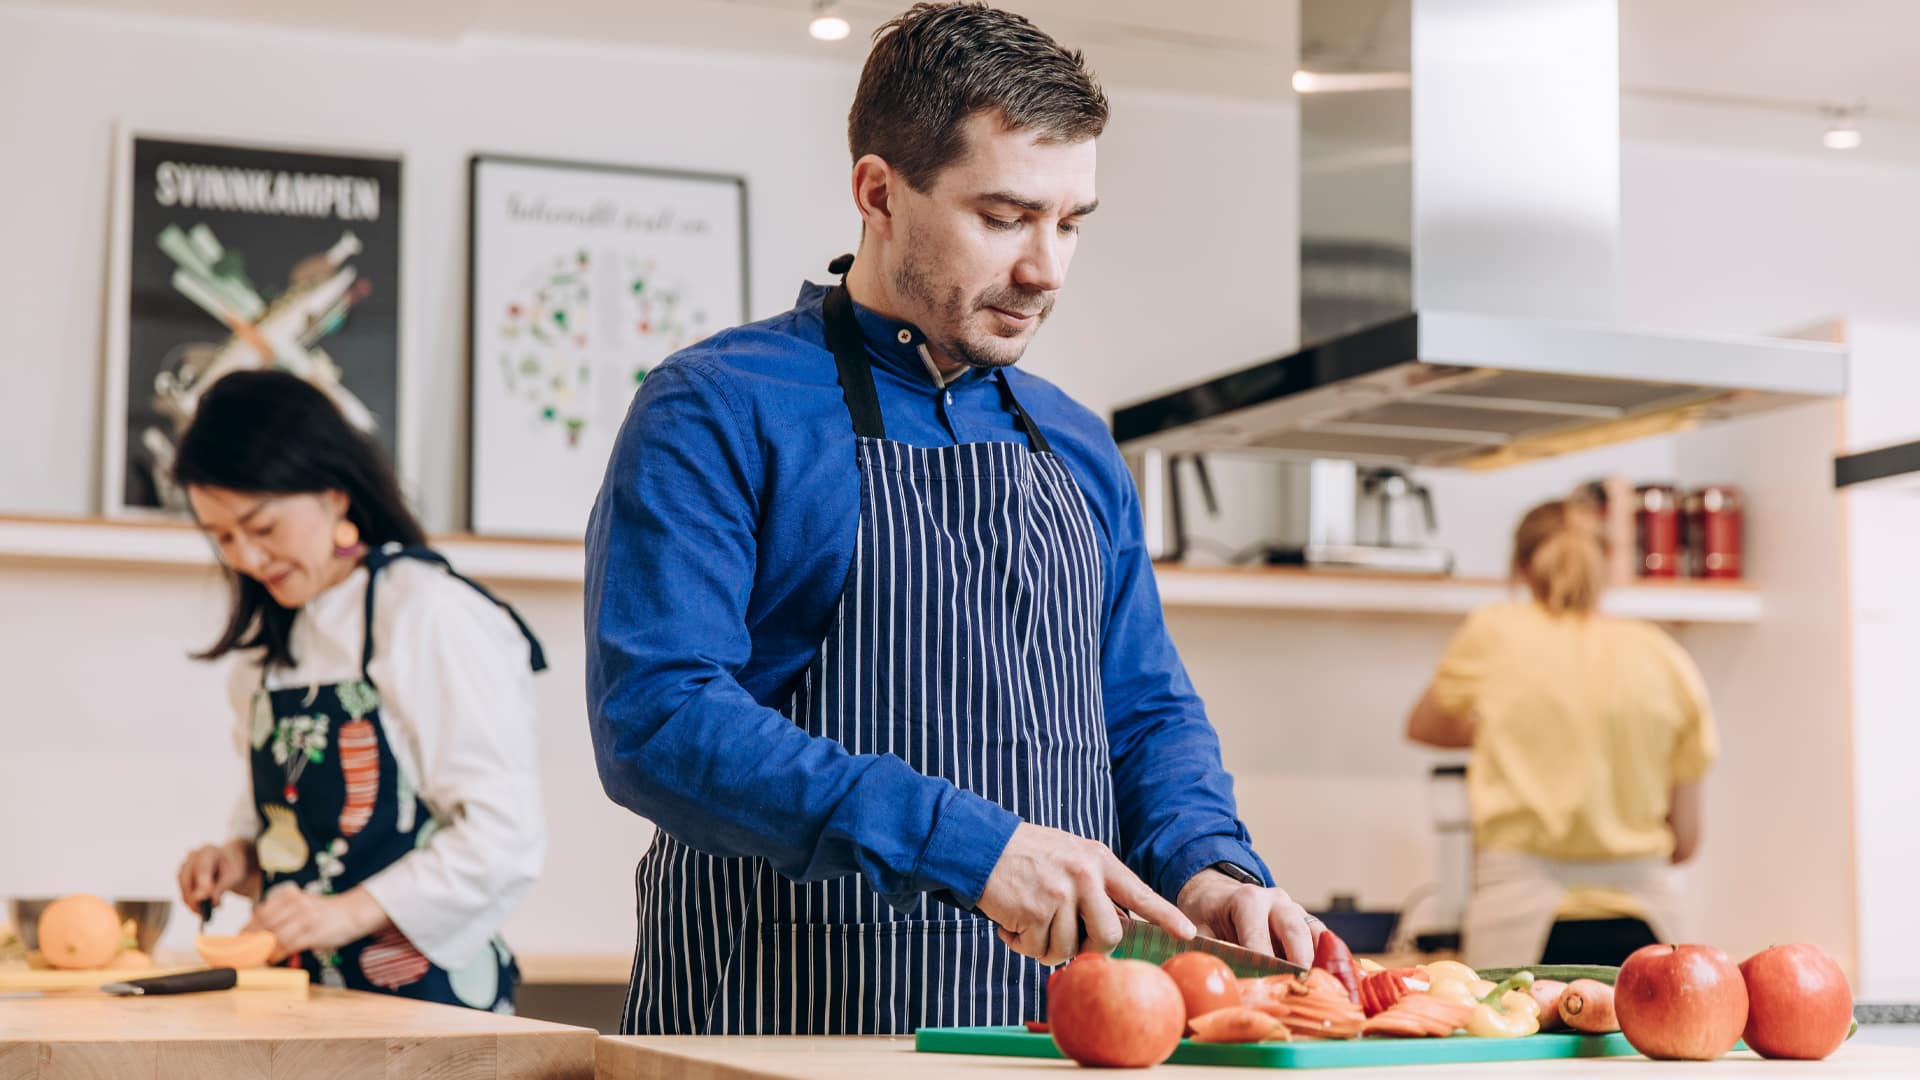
[1407, 498, 1718, 969]
[172, 370, 547, 1012]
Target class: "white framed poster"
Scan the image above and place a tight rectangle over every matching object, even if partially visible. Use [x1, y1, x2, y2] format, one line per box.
[103, 129, 405, 516]
[466, 154, 748, 539]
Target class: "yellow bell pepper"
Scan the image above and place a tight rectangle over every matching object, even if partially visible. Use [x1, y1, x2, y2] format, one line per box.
[1465, 972, 1542, 1039]
[1425, 972, 1481, 1006]
[1422, 960, 1479, 984]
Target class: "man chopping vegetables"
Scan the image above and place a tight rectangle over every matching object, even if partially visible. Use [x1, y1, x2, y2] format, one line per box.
[585, 1, 1332, 1035]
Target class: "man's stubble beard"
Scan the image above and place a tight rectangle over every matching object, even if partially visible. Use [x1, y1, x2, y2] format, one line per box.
[893, 235, 1054, 371]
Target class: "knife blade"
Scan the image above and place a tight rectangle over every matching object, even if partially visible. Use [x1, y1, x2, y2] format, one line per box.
[102, 968, 239, 996]
[1111, 915, 1309, 978]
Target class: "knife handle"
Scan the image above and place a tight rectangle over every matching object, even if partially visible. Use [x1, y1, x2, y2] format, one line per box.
[120, 968, 239, 995]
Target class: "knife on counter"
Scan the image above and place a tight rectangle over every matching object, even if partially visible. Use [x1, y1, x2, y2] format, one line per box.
[0, 967, 239, 1000]
[1109, 914, 1310, 978]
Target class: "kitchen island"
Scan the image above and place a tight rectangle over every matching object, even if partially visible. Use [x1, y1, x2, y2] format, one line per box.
[596, 1034, 1920, 1078]
[0, 986, 594, 1078]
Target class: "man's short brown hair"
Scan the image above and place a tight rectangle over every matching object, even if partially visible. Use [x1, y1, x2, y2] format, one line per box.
[849, 2, 1108, 193]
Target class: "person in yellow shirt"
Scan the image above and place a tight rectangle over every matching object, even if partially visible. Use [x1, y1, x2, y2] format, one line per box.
[1406, 498, 1717, 968]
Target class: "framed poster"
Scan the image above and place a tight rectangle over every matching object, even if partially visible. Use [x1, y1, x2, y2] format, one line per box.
[466, 154, 748, 539]
[103, 131, 404, 516]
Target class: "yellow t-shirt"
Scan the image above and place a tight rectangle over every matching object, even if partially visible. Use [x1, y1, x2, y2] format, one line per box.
[1432, 601, 1718, 920]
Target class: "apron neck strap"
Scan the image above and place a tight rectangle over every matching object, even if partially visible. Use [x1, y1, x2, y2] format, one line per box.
[821, 279, 887, 441]
[360, 545, 550, 678]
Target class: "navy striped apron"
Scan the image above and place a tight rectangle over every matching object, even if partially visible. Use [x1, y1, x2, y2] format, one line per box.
[621, 275, 1119, 1034]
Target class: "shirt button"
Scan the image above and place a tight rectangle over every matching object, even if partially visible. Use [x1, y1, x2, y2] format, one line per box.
[945, 392, 954, 405]
[896, 329, 912, 344]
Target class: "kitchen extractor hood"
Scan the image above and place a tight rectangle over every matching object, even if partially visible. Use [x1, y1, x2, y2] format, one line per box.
[1112, 0, 1845, 469]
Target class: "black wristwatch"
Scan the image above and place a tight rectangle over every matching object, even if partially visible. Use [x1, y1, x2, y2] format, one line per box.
[1209, 861, 1263, 885]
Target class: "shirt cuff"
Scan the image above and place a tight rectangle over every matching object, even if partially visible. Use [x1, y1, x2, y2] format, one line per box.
[908, 788, 1021, 910]
[1158, 835, 1272, 902]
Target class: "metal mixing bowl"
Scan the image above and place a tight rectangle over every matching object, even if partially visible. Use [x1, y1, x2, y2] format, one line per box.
[9, 897, 174, 953]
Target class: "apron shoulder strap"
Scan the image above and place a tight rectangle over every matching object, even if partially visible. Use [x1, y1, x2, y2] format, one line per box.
[992, 371, 1055, 455]
[359, 545, 550, 679]
[821, 277, 887, 440]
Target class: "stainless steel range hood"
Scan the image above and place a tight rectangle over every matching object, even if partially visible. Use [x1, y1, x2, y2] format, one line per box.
[1112, 0, 1845, 469]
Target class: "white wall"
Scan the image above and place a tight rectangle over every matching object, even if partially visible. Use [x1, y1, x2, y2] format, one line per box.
[0, 3, 1297, 959]
[1838, 322, 1920, 1000]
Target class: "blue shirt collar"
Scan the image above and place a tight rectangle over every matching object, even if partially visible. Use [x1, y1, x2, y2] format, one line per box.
[798, 280, 988, 389]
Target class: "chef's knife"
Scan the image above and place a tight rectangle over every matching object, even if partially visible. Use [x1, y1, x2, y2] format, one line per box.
[0, 967, 239, 1000]
[1110, 915, 1309, 978]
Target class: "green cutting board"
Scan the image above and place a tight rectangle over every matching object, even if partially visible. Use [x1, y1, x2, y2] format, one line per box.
[915, 1026, 1640, 1069]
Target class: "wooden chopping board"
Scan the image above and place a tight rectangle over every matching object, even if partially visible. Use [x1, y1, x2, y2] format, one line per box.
[0, 965, 308, 993]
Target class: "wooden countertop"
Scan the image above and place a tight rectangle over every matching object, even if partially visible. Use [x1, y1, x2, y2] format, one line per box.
[595, 1035, 1920, 1079]
[0, 986, 594, 1079]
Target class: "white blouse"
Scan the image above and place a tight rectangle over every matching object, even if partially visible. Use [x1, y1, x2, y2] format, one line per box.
[225, 557, 545, 970]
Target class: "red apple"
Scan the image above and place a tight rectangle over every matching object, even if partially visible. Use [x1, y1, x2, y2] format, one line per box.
[1616, 944, 1749, 1061]
[1049, 956, 1186, 1067]
[1049, 952, 1105, 999]
[1740, 944, 1853, 1060]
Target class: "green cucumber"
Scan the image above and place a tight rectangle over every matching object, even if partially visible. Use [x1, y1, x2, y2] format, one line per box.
[1475, 964, 1620, 987]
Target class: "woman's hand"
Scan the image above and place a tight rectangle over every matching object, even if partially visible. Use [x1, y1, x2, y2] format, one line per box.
[246, 884, 391, 961]
[177, 839, 260, 911]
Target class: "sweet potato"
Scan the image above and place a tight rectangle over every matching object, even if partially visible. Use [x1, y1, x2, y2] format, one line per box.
[1188, 1006, 1287, 1043]
[1531, 978, 1570, 1031]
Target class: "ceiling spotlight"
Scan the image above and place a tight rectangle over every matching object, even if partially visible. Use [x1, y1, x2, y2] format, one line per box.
[1822, 105, 1863, 151]
[809, 0, 850, 42]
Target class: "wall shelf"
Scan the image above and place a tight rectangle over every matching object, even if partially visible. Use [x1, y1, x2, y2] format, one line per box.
[0, 514, 585, 586]
[1152, 565, 1762, 624]
[0, 515, 1761, 622]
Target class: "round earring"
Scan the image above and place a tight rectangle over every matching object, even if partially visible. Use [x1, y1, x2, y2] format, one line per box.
[332, 518, 363, 558]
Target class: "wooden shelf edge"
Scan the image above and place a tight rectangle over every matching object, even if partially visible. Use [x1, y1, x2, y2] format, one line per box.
[1152, 565, 1762, 624]
[0, 514, 584, 587]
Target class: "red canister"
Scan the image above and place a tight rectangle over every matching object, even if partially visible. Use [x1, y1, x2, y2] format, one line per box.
[1683, 485, 1744, 579]
[1635, 484, 1681, 578]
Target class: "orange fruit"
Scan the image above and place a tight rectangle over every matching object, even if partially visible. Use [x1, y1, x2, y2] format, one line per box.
[36, 894, 123, 970]
[195, 931, 278, 969]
